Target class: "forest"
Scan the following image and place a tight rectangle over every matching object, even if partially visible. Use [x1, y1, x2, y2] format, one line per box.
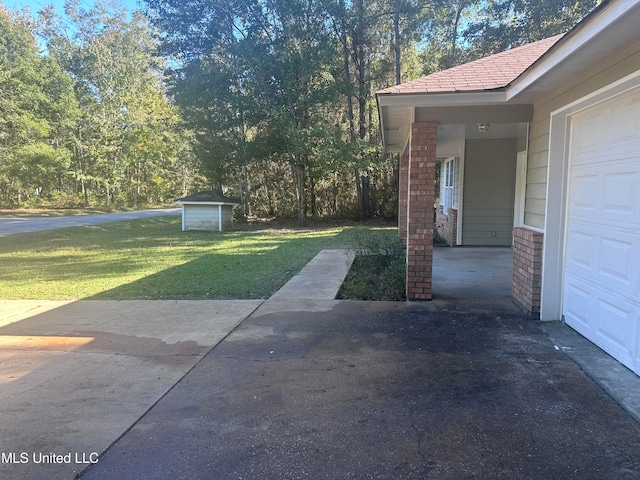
[0, 0, 599, 222]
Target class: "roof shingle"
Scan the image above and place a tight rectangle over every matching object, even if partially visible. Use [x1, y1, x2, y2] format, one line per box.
[378, 34, 564, 95]
[176, 191, 239, 204]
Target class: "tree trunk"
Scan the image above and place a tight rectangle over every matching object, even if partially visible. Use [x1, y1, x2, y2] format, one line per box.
[449, 4, 464, 67]
[310, 176, 317, 217]
[354, 169, 372, 220]
[354, 0, 371, 219]
[292, 162, 306, 225]
[239, 162, 251, 217]
[394, 3, 401, 85]
[354, 168, 364, 218]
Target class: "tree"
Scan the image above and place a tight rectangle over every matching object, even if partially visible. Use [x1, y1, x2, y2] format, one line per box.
[145, 0, 344, 224]
[463, 0, 600, 58]
[0, 6, 77, 205]
[137, 0, 598, 222]
[39, 0, 192, 208]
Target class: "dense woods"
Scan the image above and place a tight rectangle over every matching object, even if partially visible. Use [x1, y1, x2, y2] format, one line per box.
[0, 0, 598, 220]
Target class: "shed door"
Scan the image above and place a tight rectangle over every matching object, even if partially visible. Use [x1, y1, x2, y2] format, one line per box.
[563, 88, 640, 376]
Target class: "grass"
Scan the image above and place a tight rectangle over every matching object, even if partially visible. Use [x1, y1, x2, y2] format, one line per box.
[0, 216, 398, 300]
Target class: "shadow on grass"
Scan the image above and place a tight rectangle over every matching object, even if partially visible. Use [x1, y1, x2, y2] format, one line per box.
[0, 216, 397, 300]
[85, 246, 308, 300]
[86, 231, 361, 300]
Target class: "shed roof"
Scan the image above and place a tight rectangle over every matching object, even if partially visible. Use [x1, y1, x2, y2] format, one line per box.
[377, 34, 564, 96]
[175, 191, 239, 205]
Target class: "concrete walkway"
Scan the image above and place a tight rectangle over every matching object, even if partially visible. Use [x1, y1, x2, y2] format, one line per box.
[2, 248, 640, 479]
[269, 249, 355, 301]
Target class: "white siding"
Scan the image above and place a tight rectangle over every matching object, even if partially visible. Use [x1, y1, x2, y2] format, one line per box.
[526, 38, 640, 230]
[184, 205, 220, 231]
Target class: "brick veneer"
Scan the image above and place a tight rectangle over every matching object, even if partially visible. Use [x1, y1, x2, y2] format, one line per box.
[398, 154, 409, 243]
[512, 227, 543, 317]
[435, 205, 458, 247]
[406, 122, 438, 300]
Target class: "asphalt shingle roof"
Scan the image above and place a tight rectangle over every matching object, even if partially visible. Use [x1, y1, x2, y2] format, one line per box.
[378, 34, 565, 95]
[176, 191, 239, 204]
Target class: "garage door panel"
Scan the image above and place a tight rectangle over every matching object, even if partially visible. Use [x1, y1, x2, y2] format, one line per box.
[598, 236, 635, 286]
[565, 276, 639, 373]
[568, 173, 599, 216]
[563, 278, 594, 332]
[594, 295, 638, 372]
[569, 164, 640, 224]
[566, 224, 640, 296]
[603, 171, 637, 216]
[605, 95, 640, 151]
[598, 229, 638, 294]
[565, 228, 595, 272]
[571, 113, 601, 159]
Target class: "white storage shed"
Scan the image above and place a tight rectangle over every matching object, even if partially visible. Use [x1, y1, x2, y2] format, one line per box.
[175, 191, 239, 232]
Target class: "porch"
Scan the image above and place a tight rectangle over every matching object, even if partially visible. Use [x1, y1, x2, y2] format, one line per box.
[432, 246, 513, 299]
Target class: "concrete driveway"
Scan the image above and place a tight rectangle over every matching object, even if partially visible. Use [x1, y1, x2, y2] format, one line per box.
[0, 300, 262, 480]
[0, 208, 180, 236]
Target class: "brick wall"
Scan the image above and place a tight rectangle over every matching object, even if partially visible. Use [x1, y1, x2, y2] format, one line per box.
[398, 154, 409, 244]
[512, 227, 544, 317]
[435, 205, 458, 247]
[406, 122, 438, 300]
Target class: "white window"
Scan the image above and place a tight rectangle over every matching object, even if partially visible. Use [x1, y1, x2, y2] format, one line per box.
[442, 157, 458, 214]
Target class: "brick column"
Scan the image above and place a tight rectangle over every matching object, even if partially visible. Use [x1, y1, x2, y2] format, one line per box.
[512, 227, 544, 317]
[406, 122, 438, 300]
[398, 154, 409, 244]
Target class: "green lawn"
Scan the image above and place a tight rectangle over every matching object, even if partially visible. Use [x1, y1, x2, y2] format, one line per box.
[0, 216, 397, 300]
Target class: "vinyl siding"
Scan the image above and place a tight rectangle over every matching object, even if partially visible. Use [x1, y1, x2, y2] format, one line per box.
[183, 204, 235, 231]
[525, 38, 640, 230]
[462, 138, 517, 245]
[184, 205, 220, 231]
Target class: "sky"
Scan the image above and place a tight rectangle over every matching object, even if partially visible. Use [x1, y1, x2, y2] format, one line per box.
[1, 0, 142, 16]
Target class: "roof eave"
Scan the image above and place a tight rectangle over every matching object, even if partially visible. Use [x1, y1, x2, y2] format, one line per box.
[377, 90, 509, 108]
[175, 201, 239, 206]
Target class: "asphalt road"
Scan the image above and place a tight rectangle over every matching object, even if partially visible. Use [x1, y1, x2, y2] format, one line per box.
[0, 208, 181, 236]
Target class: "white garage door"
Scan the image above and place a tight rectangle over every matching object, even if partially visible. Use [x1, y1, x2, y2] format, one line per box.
[563, 87, 640, 376]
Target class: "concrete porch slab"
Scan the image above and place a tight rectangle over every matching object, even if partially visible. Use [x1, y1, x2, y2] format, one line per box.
[432, 247, 512, 299]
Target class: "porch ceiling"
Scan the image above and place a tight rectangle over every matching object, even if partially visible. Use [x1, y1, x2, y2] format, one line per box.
[379, 103, 532, 154]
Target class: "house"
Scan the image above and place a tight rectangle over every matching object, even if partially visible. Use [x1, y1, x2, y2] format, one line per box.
[376, 0, 640, 376]
[175, 191, 239, 232]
